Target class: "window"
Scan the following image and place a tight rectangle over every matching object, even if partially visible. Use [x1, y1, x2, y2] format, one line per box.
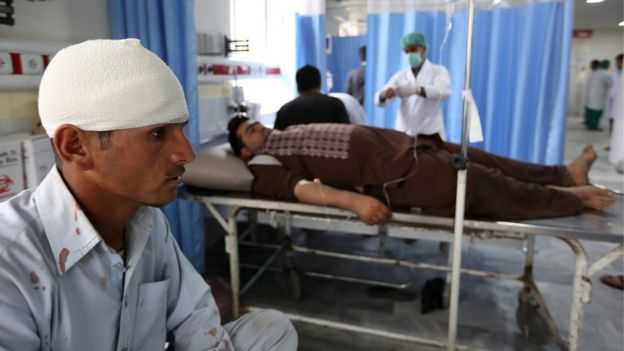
[230, 0, 297, 123]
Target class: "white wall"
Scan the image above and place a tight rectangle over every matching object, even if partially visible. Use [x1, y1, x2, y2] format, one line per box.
[0, 0, 109, 131]
[195, 0, 230, 36]
[568, 29, 624, 115]
[0, 0, 110, 44]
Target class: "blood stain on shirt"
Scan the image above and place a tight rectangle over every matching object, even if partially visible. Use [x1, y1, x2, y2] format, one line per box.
[99, 276, 107, 288]
[59, 248, 70, 273]
[75, 227, 81, 235]
[208, 327, 217, 337]
[29, 271, 40, 284]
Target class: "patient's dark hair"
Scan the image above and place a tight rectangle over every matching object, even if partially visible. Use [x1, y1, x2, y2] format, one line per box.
[228, 116, 249, 156]
[296, 65, 321, 92]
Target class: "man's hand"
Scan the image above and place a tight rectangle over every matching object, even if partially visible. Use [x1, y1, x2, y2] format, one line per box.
[350, 194, 392, 225]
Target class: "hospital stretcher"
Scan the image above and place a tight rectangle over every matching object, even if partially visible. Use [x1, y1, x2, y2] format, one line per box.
[182, 184, 623, 351]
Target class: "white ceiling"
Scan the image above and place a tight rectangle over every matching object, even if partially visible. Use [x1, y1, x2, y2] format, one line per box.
[573, 0, 622, 30]
[327, 0, 624, 33]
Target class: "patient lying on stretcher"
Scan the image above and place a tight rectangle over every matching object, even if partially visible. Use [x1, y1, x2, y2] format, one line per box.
[227, 117, 614, 224]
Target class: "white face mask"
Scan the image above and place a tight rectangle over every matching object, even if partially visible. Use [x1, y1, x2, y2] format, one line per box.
[407, 52, 423, 68]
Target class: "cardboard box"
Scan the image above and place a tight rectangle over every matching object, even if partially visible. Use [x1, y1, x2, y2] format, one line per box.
[0, 139, 24, 201]
[0, 133, 55, 201]
[21, 134, 54, 188]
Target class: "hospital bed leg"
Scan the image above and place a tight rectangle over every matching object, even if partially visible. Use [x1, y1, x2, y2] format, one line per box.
[279, 214, 302, 301]
[201, 200, 243, 318]
[516, 235, 569, 347]
[378, 225, 387, 257]
[442, 242, 451, 306]
[559, 237, 589, 351]
[249, 211, 258, 243]
[523, 235, 536, 277]
[516, 277, 567, 349]
[226, 207, 243, 319]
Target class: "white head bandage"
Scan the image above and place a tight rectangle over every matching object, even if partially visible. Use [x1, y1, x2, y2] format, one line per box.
[38, 39, 189, 138]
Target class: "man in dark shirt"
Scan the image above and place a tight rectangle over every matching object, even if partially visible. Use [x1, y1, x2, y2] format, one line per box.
[346, 45, 366, 105]
[274, 65, 350, 130]
[227, 117, 614, 223]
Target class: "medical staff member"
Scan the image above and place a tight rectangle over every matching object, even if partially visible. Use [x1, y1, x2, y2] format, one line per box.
[585, 60, 613, 130]
[375, 32, 451, 139]
[608, 54, 623, 173]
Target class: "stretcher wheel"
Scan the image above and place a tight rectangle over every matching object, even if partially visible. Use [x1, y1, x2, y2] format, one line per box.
[515, 289, 552, 344]
[284, 268, 301, 301]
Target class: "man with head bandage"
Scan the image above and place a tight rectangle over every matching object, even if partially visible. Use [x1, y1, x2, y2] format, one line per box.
[0, 39, 297, 351]
[375, 32, 451, 139]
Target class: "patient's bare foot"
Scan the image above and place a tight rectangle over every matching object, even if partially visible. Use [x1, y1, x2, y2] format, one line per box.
[566, 145, 597, 186]
[551, 185, 614, 211]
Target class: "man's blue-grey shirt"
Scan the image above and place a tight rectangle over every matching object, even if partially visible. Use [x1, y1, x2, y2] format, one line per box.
[0, 167, 232, 351]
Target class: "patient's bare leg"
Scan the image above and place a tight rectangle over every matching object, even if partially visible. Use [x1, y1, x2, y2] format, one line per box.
[566, 145, 597, 186]
[549, 185, 614, 211]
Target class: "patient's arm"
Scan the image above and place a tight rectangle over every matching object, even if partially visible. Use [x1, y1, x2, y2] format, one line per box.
[294, 182, 392, 225]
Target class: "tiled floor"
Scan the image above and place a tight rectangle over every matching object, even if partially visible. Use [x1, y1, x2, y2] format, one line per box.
[236, 115, 623, 351]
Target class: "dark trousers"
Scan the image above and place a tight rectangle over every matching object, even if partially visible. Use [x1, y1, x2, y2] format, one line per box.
[585, 107, 603, 130]
[377, 135, 582, 221]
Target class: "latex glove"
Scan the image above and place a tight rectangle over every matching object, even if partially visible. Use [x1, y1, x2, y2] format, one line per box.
[396, 84, 420, 98]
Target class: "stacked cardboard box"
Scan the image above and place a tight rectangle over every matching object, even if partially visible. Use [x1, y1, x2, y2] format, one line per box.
[0, 133, 55, 201]
[0, 138, 23, 201]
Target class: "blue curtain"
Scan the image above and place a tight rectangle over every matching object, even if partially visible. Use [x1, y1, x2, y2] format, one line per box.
[366, 1, 573, 164]
[327, 35, 367, 93]
[296, 13, 328, 92]
[109, 0, 206, 273]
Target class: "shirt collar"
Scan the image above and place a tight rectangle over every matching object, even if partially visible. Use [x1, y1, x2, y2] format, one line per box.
[34, 167, 102, 275]
[34, 167, 154, 276]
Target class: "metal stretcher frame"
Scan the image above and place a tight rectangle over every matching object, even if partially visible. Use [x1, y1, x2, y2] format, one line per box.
[183, 188, 623, 351]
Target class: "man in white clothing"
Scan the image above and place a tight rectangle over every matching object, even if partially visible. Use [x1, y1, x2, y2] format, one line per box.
[608, 53, 623, 173]
[607, 54, 623, 136]
[585, 59, 613, 130]
[330, 92, 368, 125]
[375, 32, 451, 139]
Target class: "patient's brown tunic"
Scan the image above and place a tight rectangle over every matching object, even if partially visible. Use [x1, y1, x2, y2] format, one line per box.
[248, 124, 582, 220]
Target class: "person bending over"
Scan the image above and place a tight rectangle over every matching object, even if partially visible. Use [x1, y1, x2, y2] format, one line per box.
[228, 117, 613, 224]
[0, 40, 297, 351]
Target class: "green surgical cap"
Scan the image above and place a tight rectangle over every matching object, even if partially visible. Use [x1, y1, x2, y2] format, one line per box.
[402, 32, 427, 50]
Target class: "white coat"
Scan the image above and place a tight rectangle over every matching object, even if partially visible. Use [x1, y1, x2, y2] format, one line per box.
[585, 69, 613, 111]
[330, 92, 368, 125]
[375, 60, 451, 139]
[607, 70, 622, 120]
[609, 72, 623, 167]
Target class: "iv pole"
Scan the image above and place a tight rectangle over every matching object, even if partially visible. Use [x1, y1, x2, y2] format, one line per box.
[447, 0, 476, 349]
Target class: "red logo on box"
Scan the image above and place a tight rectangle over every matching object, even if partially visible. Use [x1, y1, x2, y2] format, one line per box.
[0, 175, 14, 194]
